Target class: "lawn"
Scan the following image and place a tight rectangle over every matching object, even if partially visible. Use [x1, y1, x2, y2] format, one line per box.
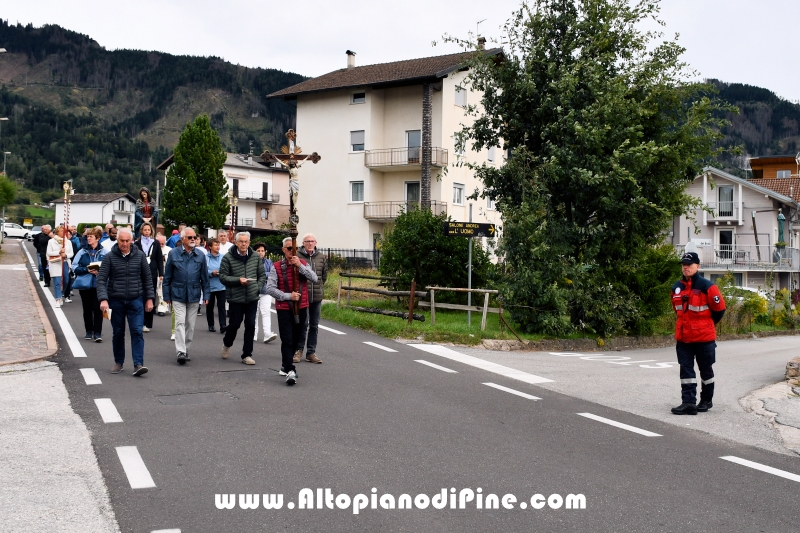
[26, 206, 54, 218]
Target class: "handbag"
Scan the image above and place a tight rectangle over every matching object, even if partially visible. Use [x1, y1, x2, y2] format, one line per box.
[72, 273, 94, 291]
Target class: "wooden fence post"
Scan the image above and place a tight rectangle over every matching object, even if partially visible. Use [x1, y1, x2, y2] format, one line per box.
[337, 277, 342, 308]
[430, 288, 436, 326]
[408, 280, 416, 325]
[481, 292, 490, 331]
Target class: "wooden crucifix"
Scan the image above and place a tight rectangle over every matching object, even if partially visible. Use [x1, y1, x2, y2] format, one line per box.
[261, 129, 321, 322]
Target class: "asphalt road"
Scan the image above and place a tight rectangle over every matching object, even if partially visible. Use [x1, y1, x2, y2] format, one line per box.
[22, 242, 800, 533]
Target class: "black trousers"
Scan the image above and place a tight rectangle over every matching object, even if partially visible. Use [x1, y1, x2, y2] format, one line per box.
[39, 253, 51, 285]
[223, 301, 258, 358]
[79, 288, 103, 336]
[277, 307, 307, 374]
[207, 290, 227, 330]
[676, 341, 716, 404]
[143, 273, 159, 329]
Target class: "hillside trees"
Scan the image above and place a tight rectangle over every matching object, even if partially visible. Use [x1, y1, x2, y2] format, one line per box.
[455, 0, 732, 336]
[162, 115, 228, 232]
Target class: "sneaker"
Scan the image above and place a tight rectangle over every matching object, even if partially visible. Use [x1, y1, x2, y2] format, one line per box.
[671, 403, 697, 415]
[286, 370, 297, 386]
[197, 309, 202, 315]
[696, 400, 713, 412]
[170, 333, 176, 340]
[209, 326, 216, 332]
[264, 333, 277, 344]
[278, 366, 288, 376]
[64, 297, 73, 303]
[185, 353, 191, 361]
[221, 345, 230, 359]
[133, 365, 148, 377]
[54, 299, 62, 308]
[94, 335, 103, 343]
[84, 332, 93, 340]
[142, 326, 151, 332]
[177, 352, 187, 365]
[242, 356, 256, 365]
[293, 350, 302, 363]
[111, 364, 123, 374]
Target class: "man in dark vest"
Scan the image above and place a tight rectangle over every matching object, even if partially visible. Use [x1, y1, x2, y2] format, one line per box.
[265, 237, 318, 386]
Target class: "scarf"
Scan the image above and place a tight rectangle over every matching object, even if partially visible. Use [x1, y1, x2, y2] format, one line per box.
[140, 236, 154, 255]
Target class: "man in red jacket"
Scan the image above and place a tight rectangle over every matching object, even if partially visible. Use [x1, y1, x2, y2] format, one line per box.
[265, 237, 318, 386]
[670, 252, 726, 415]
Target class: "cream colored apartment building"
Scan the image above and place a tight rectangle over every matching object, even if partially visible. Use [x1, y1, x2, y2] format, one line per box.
[268, 49, 503, 250]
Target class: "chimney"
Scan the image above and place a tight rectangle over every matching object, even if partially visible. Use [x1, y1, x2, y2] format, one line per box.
[477, 37, 486, 50]
[346, 50, 356, 69]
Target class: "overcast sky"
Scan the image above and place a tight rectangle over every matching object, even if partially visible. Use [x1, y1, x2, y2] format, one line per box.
[3, 0, 798, 101]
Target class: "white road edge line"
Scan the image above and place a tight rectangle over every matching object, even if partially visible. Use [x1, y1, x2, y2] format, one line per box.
[720, 456, 800, 483]
[94, 398, 123, 423]
[483, 382, 541, 400]
[415, 360, 458, 373]
[577, 413, 662, 437]
[151, 529, 181, 533]
[409, 344, 553, 385]
[116, 446, 156, 489]
[20, 241, 87, 358]
[363, 341, 398, 352]
[80, 368, 102, 385]
[319, 324, 346, 335]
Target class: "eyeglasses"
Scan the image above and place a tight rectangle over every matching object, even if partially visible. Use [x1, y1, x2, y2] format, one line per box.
[283, 247, 295, 251]
[185, 236, 197, 240]
[303, 240, 316, 243]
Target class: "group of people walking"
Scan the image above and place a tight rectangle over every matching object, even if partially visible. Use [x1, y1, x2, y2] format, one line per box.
[39, 214, 327, 386]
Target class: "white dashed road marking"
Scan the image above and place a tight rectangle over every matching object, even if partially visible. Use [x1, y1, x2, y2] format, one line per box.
[95, 398, 123, 423]
[483, 382, 541, 400]
[116, 446, 156, 489]
[577, 413, 662, 437]
[20, 242, 87, 358]
[319, 324, 346, 335]
[80, 368, 102, 385]
[410, 344, 554, 384]
[363, 341, 397, 352]
[415, 360, 458, 373]
[720, 456, 800, 483]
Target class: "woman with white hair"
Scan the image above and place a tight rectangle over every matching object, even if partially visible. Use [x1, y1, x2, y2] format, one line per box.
[47, 225, 74, 307]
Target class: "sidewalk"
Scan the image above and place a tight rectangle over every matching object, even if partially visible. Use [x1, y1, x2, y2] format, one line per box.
[0, 240, 119, 533]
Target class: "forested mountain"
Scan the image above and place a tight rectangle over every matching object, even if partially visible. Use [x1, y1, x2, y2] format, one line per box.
[0, 20, 305, 195]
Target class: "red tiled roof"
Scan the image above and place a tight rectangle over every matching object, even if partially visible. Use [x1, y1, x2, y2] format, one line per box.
[267, 49, 502, 99]
[748, 178, 800, 201]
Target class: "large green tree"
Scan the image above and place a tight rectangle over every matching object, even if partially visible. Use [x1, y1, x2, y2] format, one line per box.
[162, 115, 228, 231]
[0, 175, 14, 209]
[455, 0, 732, 336]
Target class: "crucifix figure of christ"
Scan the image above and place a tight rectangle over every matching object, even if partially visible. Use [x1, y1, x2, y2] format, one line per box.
[260, 129, 321, 322]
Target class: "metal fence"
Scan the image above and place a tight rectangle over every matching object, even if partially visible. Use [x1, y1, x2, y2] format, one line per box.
[675, 244, 799, 271]
[322, 248, 381, 270]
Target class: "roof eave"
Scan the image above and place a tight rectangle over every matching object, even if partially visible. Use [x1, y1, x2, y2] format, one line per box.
[700, 166, 798, 206]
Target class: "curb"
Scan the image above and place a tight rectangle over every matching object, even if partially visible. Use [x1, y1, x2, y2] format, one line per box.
[0, 242, 58, 367]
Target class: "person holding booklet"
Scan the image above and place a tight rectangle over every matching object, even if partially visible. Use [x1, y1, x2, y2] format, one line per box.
[134, 222, 164, 333]
[72, 226, 107, 342]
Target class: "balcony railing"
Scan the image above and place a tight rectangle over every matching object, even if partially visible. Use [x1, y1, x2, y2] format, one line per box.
[364, 147, 448, 169]
[236, 190, 280, 202]
[228, 218, 254, 227]
[363, 201, 447, 220]
[706, 200, 738, 220]
[675, 244, 799, 271]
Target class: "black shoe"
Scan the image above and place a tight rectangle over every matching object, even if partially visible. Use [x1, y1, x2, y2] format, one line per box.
[177, 352, 187, 365]
[197, 309, 202, 315]
[84, 332, 93, 340]
[94, 335, 103, 343]
[697, 400, 713, 412]
[133, 365, 148, 376]
[43, 284, 50, 287]
[671, 403, 697, 415]
[220, 326, 226, 334]
[208, 326, 216, 332]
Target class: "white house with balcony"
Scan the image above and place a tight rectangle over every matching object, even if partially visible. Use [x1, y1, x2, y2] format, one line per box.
[267, 47, 503, 249]
[52, 193, 137, 227]
[671, 166, 800, 291]
[157, 152, 290, 234]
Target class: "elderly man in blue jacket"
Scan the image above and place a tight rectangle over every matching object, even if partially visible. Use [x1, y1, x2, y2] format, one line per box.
[163, 227, 210, 365]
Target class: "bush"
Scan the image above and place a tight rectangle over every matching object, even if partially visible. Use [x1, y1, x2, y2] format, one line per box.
[379, 208, 491, 298]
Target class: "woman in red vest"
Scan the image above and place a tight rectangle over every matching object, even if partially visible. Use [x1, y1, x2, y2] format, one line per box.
[265, 237, 318, 386]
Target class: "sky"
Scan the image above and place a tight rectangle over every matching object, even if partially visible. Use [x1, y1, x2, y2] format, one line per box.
[2, 0, 799, 102]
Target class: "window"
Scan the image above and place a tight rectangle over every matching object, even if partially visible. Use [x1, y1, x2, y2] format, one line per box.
[453, 183, 465, 205]
[351, 92, 366, 104]
[261, 208, 268, 220]
[488, 146, 496, 163]
[118, 200, 125, 211]
[454, 132, 465, 156]
[407, 130, 421, 163]
[718, 186, 734, 217]
[351, 130, 365, 152]
[351, 181, 364, 202]
[777, 170, 792, 178]
[455, 85, 467, 107]
[487, 196, 496, 210]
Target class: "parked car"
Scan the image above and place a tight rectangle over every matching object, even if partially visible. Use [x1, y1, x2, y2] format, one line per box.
[27, 226, 42, 241]
[2, 223, 30, 239]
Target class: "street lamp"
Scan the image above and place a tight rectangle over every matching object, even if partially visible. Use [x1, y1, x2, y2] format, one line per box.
[0, 117, 8, 144]
[3, 152, 9, 176]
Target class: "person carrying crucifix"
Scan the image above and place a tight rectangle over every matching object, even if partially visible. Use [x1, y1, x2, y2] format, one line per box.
[265, 237, 317, 386]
